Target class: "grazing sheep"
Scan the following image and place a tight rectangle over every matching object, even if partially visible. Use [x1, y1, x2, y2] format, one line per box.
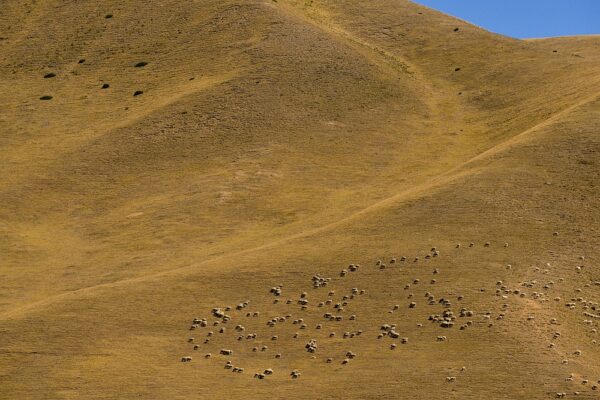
[342, 358, 350, 364]
[388, 330, 400, 339]
[305, 339, 318, 353]
[181, 356, 192, 362]
[270, 286, 282, 296]
[212, 308, 225, 318]
[326, 358, 333, 363]
[220, 349, 233, 356]
[390, 343, 397, 350]
[446, 376, 456, 382]
[290, 370, 301, 379]
[264, 368, 274, 375]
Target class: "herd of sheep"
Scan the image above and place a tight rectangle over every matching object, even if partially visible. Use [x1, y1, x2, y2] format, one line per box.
[179, 239, 599, 397]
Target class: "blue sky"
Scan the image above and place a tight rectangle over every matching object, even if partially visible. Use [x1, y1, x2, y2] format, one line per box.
[413, 0, 600, 39]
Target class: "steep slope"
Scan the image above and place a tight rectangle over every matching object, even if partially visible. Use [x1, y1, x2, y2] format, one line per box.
[2, 85, 599, 400]
[0, 1, 599, 399]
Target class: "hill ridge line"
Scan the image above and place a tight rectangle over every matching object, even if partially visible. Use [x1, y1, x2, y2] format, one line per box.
[1, 87, 598, 322]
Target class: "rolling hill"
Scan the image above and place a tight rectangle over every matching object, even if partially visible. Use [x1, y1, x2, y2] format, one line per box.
[1, 1, 599, 399]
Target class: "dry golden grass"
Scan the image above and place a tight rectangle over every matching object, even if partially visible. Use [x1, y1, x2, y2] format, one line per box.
[1, 1, 599, 399]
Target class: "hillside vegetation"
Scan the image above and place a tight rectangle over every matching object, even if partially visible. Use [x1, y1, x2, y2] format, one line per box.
[1, 1, 599, 399]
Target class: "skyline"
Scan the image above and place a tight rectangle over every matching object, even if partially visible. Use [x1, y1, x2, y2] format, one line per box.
[414, 0, 600, 39]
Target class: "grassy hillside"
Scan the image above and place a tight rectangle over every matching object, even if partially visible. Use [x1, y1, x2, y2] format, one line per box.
[1, 1, 599, 399]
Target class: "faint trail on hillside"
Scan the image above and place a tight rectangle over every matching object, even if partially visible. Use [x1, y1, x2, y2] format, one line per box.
[0, 72, 239, 192]
[274, 0, 475, 158]
[2, 87, 599, 321]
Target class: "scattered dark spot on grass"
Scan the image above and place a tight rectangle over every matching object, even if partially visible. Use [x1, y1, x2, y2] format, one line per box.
[134, 61, 148, 68]
[454, 67, 461, 72]
[458, 92, 462, 95]
[553, 50, 558, 53]
[78, 59, 85, 64]
[40, 95, 53, 100]
[454, 28, 459, 32]
[189, 77, 195, 80]
[101, 83, 110, 89]
[133, 90, 143, 96]
[105, 14, 113, 19]
[44, 73, 56, 78]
